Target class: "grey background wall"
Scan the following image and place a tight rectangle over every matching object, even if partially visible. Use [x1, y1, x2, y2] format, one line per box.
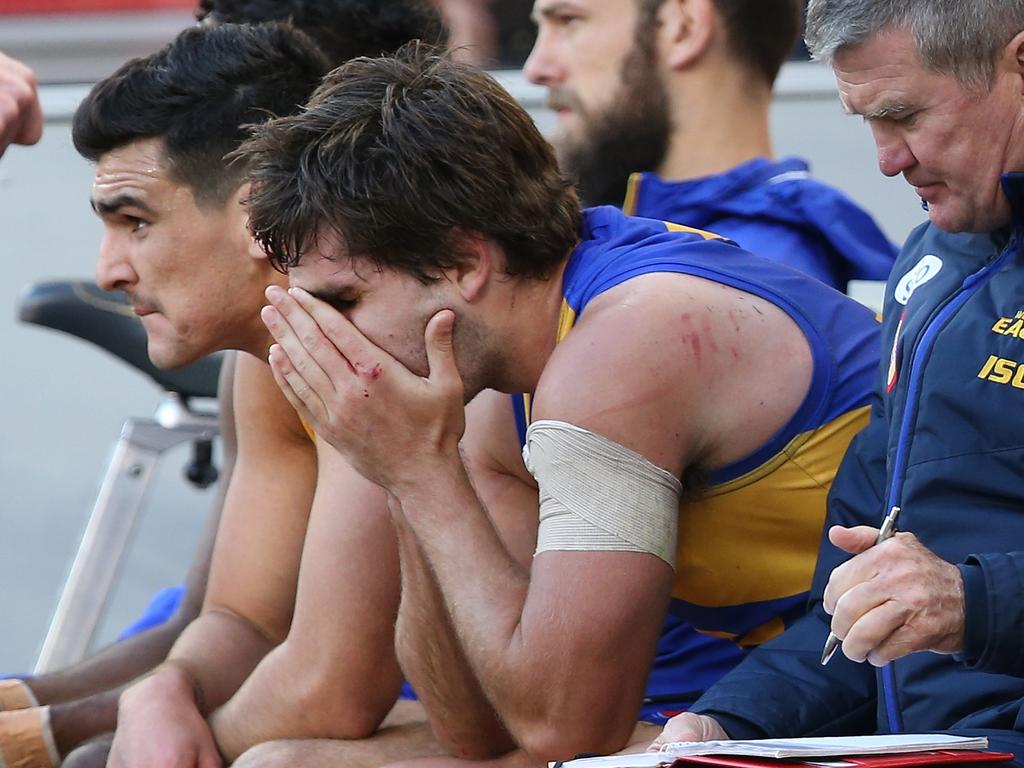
[0, 14, 925, 672]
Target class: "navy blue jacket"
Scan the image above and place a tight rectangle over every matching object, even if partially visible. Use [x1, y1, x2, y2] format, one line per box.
[689, 174, 1024, 759]
[623, 157, 898, 290]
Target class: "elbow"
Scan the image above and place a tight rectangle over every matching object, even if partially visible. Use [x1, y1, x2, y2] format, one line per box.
[510, 701, 638, 763]
[292, 675, 390, 739]
[284, 645, 396, 739]
[517, 721, 636, 764]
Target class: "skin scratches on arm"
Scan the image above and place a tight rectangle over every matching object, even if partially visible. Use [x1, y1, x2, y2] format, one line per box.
[532, 272, 810, 477]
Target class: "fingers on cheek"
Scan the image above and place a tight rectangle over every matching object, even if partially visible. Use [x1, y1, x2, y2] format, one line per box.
[261, 305, 286, 337]
[268, 344, 294, 377]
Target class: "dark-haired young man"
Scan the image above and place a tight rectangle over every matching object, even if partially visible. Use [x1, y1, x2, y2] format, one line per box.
[0, 12, 444, 768]
[243, 44, 881, 765]
[525, 0, 897, 291]
[651, 0, 1024, 755]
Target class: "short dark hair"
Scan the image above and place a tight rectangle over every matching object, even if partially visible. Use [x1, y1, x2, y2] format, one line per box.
[194, 0, 445, 67]
[240, 42, 581, 283]
[638, 0, 802, 86]
[73, 23, 329, 206]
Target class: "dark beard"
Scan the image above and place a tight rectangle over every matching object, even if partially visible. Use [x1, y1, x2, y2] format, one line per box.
[556, 41, 672, 207]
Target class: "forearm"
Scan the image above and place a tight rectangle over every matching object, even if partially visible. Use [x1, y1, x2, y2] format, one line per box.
[163, 609, 276, 713]
[48, 688, 121, 757]
[210, 491, 407, 760]
[209, 632, 398, 762]
[24, 615, 189, 706]
[206, 644, 312, 762]
[395, 461, 643, 756]
[392, 507, 514, 759]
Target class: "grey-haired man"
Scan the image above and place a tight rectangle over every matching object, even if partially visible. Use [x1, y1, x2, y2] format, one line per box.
[654, 0, 1024, 758]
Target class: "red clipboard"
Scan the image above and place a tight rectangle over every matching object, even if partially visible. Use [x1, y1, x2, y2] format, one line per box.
[671, 750, 1015, 768]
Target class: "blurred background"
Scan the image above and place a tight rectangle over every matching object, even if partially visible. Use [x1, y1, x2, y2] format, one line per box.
[0, 0, 923, 673]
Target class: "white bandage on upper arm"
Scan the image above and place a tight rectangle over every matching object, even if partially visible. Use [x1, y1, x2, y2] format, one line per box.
[522, 419, 682, 569]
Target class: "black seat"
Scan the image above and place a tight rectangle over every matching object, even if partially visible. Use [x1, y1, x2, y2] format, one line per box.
[18, 280, 222, 400]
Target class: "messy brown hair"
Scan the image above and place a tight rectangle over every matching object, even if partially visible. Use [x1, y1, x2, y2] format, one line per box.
[238, 42, 581, 282]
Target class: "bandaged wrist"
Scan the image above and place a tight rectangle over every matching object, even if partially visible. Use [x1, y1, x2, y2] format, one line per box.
[0, 679, 37, 711]
[0, 706, 60, 768]
[523, 420, 681, 568]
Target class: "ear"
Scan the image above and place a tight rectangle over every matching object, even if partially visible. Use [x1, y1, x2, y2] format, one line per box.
[1006, 29, 1024, 93]
[656, 0, 718, 72]
[229, 182, 267, 264]
[446, 229, 494, 303]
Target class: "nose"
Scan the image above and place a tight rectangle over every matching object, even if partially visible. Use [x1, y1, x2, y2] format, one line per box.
[95, 231, 137, 293]
[871, 122, 916, 178]
[523, 28, 563, 87]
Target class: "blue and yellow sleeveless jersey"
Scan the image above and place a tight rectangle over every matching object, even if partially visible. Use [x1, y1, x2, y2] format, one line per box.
[512, 206, 881, 719]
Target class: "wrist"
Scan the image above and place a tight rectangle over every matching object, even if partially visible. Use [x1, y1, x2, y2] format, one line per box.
[389, 450, 468, 504]
[131, 662, 205, 712]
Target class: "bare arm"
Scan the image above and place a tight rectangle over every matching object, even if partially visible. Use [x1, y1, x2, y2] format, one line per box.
[162, 353, 316, 706]
[391, 391, 537, 759]
[108, 353, 317, 768]
[209, 442, 405, 761]
[260, 275, 812, 762]
[261, 296, 676, 761]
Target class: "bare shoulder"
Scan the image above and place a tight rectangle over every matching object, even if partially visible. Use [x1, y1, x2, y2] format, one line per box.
[532, 272, 813, 475]
[232, 351, 316, 451]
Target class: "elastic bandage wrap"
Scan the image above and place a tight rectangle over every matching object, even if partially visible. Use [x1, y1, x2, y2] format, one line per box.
[0, 706, 60, 768]
[523, 420, 682, 569]
[0, 680, 37, 712]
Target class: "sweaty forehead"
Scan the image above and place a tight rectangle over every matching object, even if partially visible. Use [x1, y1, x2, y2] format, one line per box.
[92, 138, 176, 204]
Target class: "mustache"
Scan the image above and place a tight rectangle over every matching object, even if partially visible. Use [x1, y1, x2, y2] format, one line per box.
[546, 87, 585, 114]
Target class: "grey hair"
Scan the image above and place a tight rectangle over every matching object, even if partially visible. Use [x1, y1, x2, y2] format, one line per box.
[805, 0, 1024, 88]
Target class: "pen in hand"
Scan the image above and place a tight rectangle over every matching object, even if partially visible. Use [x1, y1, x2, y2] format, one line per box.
[820, 506, 901, 665]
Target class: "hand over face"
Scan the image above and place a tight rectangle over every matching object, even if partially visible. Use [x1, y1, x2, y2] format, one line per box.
[108, 671, 222, 768]
[262, 285, 466, 491]
[822, 525, 965, 666]
[648, 713, 729, 751]
[0, 51, 43, 156]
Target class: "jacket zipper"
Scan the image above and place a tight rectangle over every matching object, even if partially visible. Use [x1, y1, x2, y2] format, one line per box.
[880, 246, 1013, 732]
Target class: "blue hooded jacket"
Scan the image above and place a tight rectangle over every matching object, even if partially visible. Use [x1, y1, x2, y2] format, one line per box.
[688, 174, 1024, 764]
[623, 157, 898, 290]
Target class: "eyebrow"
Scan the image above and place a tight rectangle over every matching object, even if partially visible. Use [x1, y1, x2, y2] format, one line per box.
[531, 1, 582, 23]
[90, 193, 157, 217]
[859, 101, 915, 120]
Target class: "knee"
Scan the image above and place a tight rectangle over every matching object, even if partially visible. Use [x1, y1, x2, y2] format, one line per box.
[234, 740, 303, 768]
[62, 735, 113, 768]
